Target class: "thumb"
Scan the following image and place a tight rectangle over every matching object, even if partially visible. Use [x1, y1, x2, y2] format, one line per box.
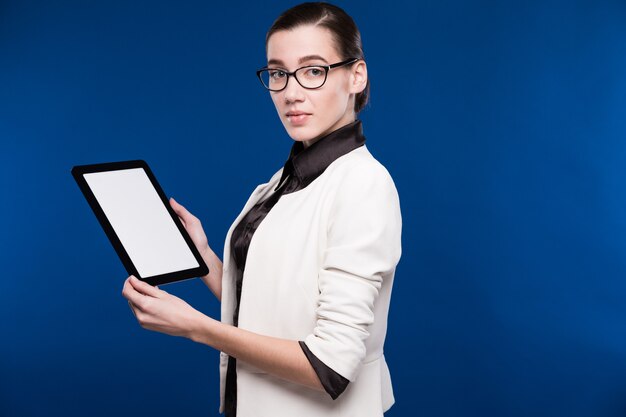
[170, 197, 184, 212]
[170, 197, 194, 221]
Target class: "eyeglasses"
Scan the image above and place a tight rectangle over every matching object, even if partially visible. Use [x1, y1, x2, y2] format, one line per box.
[256, 58, 359, 92]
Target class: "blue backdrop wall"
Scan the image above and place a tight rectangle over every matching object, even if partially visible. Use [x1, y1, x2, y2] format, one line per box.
[2, 1, 626, 416]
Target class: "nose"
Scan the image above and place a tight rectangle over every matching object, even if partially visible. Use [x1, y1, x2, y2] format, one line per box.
[282, 74, 305, 104]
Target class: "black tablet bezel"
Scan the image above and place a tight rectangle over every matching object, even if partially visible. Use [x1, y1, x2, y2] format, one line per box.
[71, 159, 209, 286]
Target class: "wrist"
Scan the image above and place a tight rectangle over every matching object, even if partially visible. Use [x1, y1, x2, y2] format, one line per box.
[188, 312, 218, 346]
[201, 247, 221, 277]
[200, 245, 212, 265]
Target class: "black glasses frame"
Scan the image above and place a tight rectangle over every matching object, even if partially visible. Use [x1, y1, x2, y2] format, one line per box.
[256, 58, 360, 92]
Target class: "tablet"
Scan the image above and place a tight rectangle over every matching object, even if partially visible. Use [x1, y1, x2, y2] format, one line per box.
[72, 160, 209, 286]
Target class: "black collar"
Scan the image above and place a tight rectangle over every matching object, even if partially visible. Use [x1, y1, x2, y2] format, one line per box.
[275, 119, 366, 192]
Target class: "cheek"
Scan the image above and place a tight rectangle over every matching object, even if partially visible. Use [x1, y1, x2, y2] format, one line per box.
[315, 86, 347, 112]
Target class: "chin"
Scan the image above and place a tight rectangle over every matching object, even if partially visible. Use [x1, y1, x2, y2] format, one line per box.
[284, 125, 320, 143]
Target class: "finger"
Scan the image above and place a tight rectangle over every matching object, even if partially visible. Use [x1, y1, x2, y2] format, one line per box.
[128, 300, 137, 317]
[122, 277, 146, 306]
[170, 197, 198, 224]
[122, 276, 135, 299]
[128, 301, 149, 328]
[169, 198, 188, 227]
[129, 275, 163, 299]
[171, 200, 189, 227]
[170, 197, 185, 213]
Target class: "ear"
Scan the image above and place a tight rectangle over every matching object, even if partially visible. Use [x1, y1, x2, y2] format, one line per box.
[349, 60, 368, 94]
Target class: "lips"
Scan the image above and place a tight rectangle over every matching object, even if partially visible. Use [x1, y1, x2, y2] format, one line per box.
[286, 110, 311, 117]
[286, 110, 312, 126]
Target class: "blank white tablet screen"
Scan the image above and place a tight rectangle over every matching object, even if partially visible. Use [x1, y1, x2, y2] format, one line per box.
[84, 168, 199, 278]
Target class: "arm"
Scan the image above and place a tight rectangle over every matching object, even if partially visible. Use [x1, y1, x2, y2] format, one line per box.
[122, 275, 324, 392]
[162, 198, 321, 390]
[123, 165, 401, 394]
[198, 246, 223, 302]
[191, 314, 324, 391]
[301, 161, 402, 382]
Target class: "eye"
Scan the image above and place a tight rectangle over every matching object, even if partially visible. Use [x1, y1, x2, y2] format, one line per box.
[305, 67, 324, 77]
[269, 69, 287, 79]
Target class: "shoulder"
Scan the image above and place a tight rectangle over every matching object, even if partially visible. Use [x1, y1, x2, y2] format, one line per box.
[327, 145, 399, 196]
[320, 144, 403, 278]
[320, 146, 402, 231]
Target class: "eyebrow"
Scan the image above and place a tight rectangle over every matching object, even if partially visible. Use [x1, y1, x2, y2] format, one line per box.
[267, 55, 329, 67]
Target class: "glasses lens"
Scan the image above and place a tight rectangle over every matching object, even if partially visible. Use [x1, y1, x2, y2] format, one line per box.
[295, 66, 327, 89]
[259, 69, 287, 91]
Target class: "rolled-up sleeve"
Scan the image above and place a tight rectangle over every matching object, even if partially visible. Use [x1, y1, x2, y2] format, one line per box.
[302, 160, 402, 384]
[299, 341, 349, 399]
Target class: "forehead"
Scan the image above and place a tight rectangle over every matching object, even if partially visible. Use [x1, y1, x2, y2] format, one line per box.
[266, 25, 340, 66]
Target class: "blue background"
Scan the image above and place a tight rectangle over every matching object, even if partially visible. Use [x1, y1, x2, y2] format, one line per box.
[2, 1, 626, 416]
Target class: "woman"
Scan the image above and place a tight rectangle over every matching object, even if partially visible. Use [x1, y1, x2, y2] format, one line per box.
[122, 2, 402, 416]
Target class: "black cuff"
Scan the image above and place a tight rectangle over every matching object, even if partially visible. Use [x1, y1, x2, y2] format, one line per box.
[298, 341, 350, 400]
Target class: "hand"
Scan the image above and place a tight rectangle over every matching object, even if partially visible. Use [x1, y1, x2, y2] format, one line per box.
[122, 275, 204, 338]
[169, 197, 223, 300]
[169, 197, 210, 259]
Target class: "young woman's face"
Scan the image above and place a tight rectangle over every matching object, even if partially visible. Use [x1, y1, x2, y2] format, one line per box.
[266, 25, 364, 147]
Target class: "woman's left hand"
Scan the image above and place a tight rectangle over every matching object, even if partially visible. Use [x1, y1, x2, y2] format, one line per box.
[122, 275, 204, 339]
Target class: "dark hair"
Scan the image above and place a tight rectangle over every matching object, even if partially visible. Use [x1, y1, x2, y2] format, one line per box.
[265, 2, 370, 113]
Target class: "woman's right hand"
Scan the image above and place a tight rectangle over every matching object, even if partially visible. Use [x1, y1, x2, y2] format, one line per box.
[169, 197, 223, 301]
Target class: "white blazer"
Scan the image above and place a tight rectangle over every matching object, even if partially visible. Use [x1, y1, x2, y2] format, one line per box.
[218, 145, 402, 417]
